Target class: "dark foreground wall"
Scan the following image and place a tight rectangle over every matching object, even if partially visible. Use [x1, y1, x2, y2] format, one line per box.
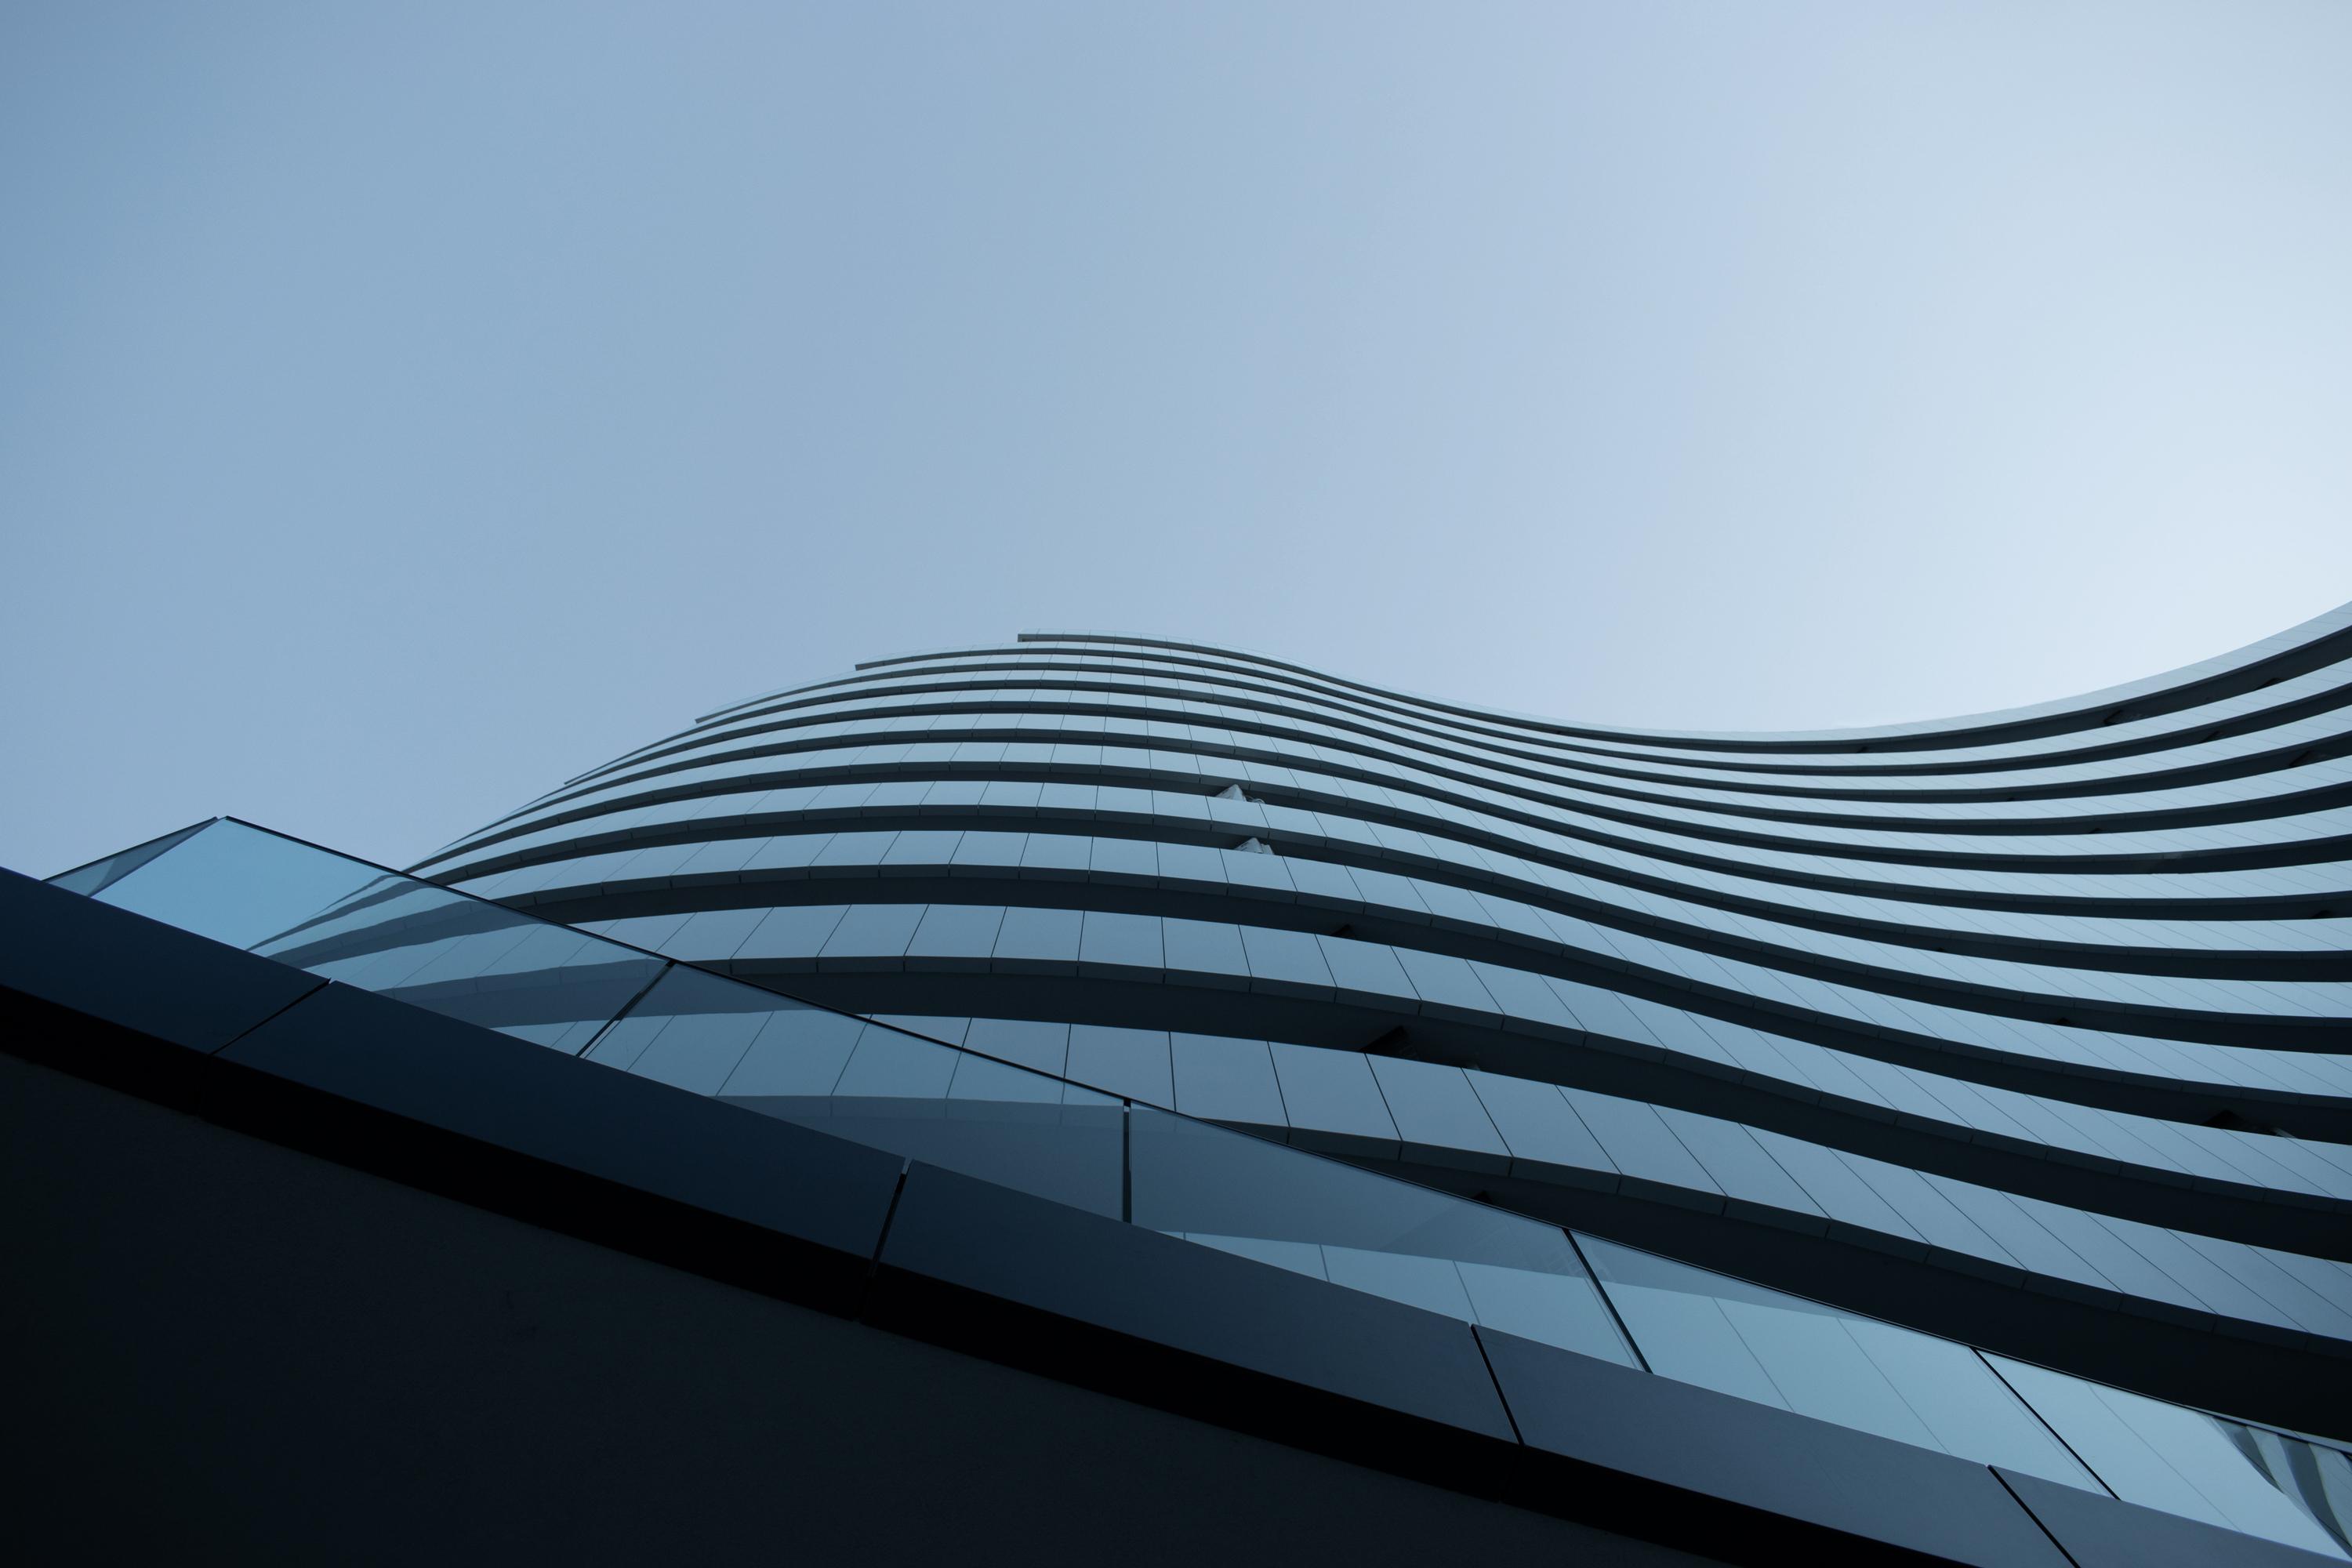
[1, 1051, 1706, 1567]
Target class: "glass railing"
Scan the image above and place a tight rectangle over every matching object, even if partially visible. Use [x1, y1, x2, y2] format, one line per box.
[60, 818, 1639, 1372]
[51, 817, 2352, 1558]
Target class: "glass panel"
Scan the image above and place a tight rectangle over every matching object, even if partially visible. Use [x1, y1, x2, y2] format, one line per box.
[97, 819, 388, 952]
[1169, 1033, 1287, 1127]
[96, 820, 665, 1053]
[1128, 1106, 1635, 1364]
[583, 968, 1127, 1217]
[1582, 1237, 2100, 1490]
[833, 1027, 1124, 1218]
[2211, 1421, 2352, 1557]
[47, 819, 212, 897]
[262, 888, 666, 1050]
[56, 814, 2351, 1565]
[584, 965, 776, 1091]
[1988, 1355, 2352, 1557]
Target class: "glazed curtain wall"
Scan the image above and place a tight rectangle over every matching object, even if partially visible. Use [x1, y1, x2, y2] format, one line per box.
[395, 618, 2348, 1479]
[61, 817, 2352, 1559]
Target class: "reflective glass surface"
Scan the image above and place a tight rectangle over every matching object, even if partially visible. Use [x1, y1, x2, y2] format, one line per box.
[97, 820, 665, 1053]
[54, 813, 2352, 1560]
[1579, 1236, 2097, 1488]
[46, 819, 211, 898]
[1988, 1354, 2352, 1557]
[582, 964, 1126, 1217]
[1130, 1106, 1637, 1363]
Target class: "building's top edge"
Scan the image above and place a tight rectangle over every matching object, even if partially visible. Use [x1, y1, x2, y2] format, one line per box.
[691, 666, 867, 727]
[684, 600, 2352, 750]
[1007, 604, 2352, 751]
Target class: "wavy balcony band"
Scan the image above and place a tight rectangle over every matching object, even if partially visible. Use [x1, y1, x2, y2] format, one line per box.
[34, 603, 2352, 1563]
[382, 610, 2352, 1454]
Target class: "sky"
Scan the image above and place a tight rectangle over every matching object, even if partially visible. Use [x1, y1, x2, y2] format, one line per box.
[4, 1, 2350, 879]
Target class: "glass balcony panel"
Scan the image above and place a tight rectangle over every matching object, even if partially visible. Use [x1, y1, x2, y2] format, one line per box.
[1128, 1105, 1635, 1365]
[97, 820, 389, 953]
[56, 814, 2352, 1564]
[1987, 1354, 2352, 1558]
[1581, 1236, 2102, 1491]
[47, 820, 212, 898]
[596, 966, 1126, 1218]
[93, 820, 666, 1051]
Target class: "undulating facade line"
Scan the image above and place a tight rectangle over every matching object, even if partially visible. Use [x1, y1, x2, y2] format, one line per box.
[20, 604, 2352, 1564]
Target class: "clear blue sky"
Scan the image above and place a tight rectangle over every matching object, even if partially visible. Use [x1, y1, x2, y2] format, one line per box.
[5, 1, 2349, 877]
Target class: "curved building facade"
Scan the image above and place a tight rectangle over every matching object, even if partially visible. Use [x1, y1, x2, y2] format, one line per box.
[407, 614, 2351, 1523]
[22, 608, 2352, 1564]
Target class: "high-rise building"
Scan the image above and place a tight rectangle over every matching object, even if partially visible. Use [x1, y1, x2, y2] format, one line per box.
[11, 611, 2352, 1565]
